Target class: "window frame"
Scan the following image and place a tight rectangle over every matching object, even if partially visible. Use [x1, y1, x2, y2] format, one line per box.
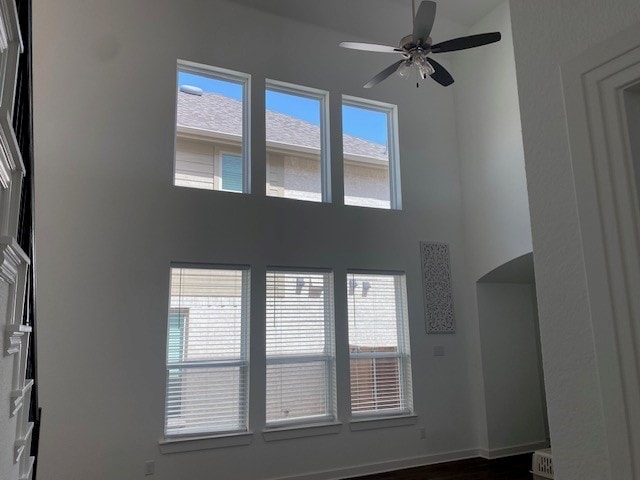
[175, 60, 251, 194]
[346, 270, 413, 419]
[341, 96, 402, 210]
[265, 79, 331, 203]
[164, 263, 251, 439]
[264, 267, 337, 429]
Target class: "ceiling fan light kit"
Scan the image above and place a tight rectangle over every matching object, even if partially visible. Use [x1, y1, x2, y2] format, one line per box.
[339, 0, 502, 88]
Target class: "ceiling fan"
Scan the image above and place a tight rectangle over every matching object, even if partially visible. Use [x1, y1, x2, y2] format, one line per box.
[339, 0, 501, 88]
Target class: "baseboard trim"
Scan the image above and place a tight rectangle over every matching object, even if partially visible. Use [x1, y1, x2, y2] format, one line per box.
[271, 449, 480, 480]
[478, 441, 550, 460]
[271, 442, 550, 480]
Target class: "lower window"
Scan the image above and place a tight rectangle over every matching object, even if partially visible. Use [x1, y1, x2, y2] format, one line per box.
[347, 272, 413, 416]
[165, 266, 250, 437]
[265, 270, 336, 427]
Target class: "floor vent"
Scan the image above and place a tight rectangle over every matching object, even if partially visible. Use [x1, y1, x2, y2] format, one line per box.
[531, 448, 554, 479]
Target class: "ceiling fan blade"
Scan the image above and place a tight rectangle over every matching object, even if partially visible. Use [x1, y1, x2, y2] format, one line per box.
[426, 57, 454, 86]
[431, 32, 501, 53]
[364, 60, 405, 88]
[412, 1, 437, 45]
[339, 42, 403, 53]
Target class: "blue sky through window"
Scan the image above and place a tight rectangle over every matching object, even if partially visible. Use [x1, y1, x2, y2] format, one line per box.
[178, 71, 243, 100]
[178, 71, 388, 145]
[342, 105, 388, 146]
[266, 90, 320, 126]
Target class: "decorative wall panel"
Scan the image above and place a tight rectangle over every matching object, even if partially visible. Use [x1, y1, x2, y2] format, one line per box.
[421, 242, 455, 334]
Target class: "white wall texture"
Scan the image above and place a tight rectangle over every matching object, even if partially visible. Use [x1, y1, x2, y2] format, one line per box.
[476, 282, 547, 451]
[624, 89, 640, 211]
[449, 0, 544, 455]
[453, 1, 531, 283]
[32, 0, 492, 479]
[509, 1, 640, 479]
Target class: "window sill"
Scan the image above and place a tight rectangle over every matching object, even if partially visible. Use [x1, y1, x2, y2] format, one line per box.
[159, 431, 253, 454]
[349, 414, 417, 431]
[262, 422, 342, 442]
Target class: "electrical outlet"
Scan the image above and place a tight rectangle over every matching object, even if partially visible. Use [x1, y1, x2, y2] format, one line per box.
[419, 427, 426, 439]
[433, 345, 445, 357]
[144, 461, 155, 476]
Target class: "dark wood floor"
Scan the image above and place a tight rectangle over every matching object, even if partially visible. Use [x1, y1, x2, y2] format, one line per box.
[352, 455, 533, 480]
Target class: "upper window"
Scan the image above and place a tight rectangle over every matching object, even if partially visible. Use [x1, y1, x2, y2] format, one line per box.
[174, 61, 250, 193]
[265, 81, 329, 203]
[165, 266, 250, 437]
[347, 272, 412, 416]
[265, 270, 336, 426]
[342, 97, 401, 210]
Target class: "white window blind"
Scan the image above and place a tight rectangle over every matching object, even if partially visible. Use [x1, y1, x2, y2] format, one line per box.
[347, 272, 413, 416]
[165, 266, 250, 437]
[265, 270, 336, 426]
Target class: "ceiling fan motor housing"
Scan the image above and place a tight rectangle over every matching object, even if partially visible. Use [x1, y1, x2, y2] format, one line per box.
[400, 34, 432, 51]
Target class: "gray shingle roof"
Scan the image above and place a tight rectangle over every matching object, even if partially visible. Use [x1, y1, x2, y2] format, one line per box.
[177, 90, 388, 161]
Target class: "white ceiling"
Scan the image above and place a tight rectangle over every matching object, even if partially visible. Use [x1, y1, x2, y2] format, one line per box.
[386, 0, 504, 27]
[226, 0, 504, 45]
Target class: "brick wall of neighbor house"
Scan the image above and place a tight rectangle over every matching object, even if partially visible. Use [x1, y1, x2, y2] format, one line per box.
[266, 150, 322, 202]
[344, 162, 391, 209]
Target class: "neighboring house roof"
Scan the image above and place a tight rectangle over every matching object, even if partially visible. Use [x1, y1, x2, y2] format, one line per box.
[177, 90, 389, 161]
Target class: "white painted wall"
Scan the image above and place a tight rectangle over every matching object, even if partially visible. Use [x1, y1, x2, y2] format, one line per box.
[476, 282, 547, 452]
[509, 1, 640, 479]
[449, 0, 538, 455]
[453, 1, 531, 282]
[624, 88, 640, 211]
[32, 0, 487, 479]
